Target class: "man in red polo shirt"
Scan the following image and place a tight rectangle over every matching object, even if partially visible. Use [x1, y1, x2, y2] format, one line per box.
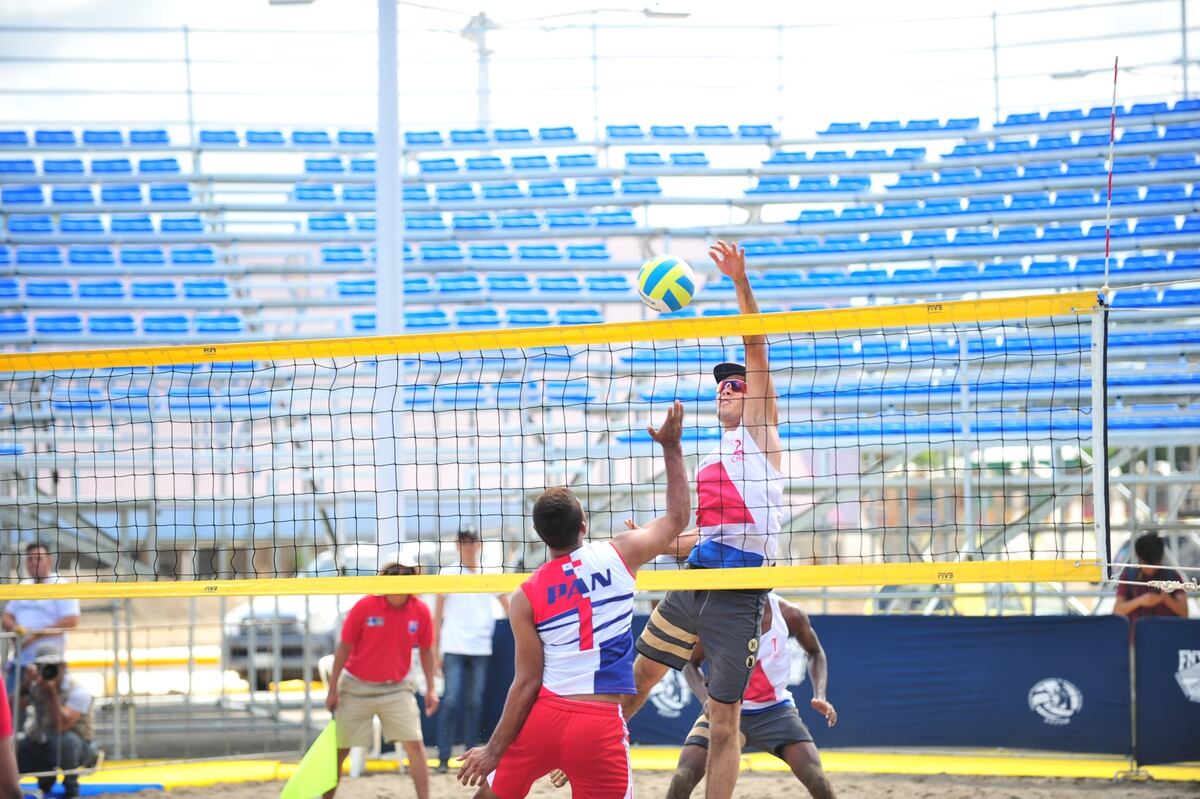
[325, 556, 440, 799]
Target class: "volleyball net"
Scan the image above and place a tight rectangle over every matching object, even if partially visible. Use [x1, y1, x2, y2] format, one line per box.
[0, 291, 1108, 599]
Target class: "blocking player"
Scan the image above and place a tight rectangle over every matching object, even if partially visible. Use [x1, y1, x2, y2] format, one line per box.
[457, 401, 690, 799]
[626, 240, 784, 799]
[667, 591, 837, 799]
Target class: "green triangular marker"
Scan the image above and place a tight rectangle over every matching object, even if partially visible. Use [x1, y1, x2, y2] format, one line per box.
[280, 720, 340, 799]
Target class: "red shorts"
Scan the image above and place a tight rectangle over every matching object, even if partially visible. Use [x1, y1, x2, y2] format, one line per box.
[489, 689, 630, 799]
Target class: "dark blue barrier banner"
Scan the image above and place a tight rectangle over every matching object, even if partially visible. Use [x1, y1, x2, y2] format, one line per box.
[462, 614, 1131, 756]
[1134, 617, 1200, 766]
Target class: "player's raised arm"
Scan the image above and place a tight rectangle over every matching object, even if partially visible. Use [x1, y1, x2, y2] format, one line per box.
[709, 240, 782, 457]
[612, 400, 690, 570]
[780, 599, 837, 727]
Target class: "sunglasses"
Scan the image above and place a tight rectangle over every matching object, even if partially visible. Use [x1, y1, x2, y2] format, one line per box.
[718, 379, 748, 394]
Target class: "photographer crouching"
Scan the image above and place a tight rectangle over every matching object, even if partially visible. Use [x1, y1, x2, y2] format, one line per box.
[18, 646, 95, 799]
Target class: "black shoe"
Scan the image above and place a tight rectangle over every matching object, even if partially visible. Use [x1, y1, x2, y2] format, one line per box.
[436, 761, 449, 775]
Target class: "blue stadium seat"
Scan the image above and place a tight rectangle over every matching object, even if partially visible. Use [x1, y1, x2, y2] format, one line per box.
[339, 130, 375, 146]
[899, 119, 936, 132]
[466, 156, 504, 171]
[765, 151, 807, 165]
[42, 158, 83, 175]
[747, 176, 793, 194]
[3, 186, 44, 204]
[404, 309, 450, 331]
[452, 213, 494, 231]
[305, 157, 344, 174]
[60, 215, 103, 234]
[1009, 192, 1051, 210]
[184, 279, 229, 299]
[483, 182, 523, 199]
[1065, 159, 1105, 176]
[309, 214, 350, 232]
[694, 125, 733, 139]
[586, 274, 630, 294]
[1163, 287, 1200, 305]
[149, 183, 191, 202]
[455, 307, 501, 329]
[909, 231, 948, 248]
[171, 246, 216, 265]
[421, 243, 465, 263]
[539, 126, 577, 141]
[403, 186, 430, 202]
[1054, 189, 1096, 207]
[529, 180, 569, 199]
[1145, 184, 1189, 203]
[120, 246, 166, 266]
[891, 172, 935, 188]
[954, 230, 995, 246]
[337, 279, 375, 297]
[839, 206, 878, 221]
[567, 243, 610, 261]
[866, 120, 902, 133]
[993, 139, 1032, 153]
[1000, 112, 1041, 126]
[512, 155, 551, 170]
[923, 198, 965, 215]
[294, 184, 337, 201]
[1111, 288, 1160, 308]
[879, 201, 920, 218]
[419, 157, 458, 173]
[1130, 101, 1169, 116]
[795, 177, 834, 192]
[982, 262, 1023, 279]
[1110, 186, 1142, 204]
[436, 183, 476, 201]
[556, 308, 603, 325]
[506, 308, 551, 326]
[89, 315, 135, 335]
[1120, 127, 1159, 144]
[1113, 156, 1152, 174]
[139, 158, 180, 174]
[349, 158, 375, 173]
[163, 216, 205, 234]
[406, 212, 446, 231]
[797, 209, 836, 223]
[246, 130, 284, 145]
[1163, 123, 1200, 140]
[1121, 254, 1170, 272]
[1173, 98, 1200, 112]
[607, 125, 644, 140]
[471, 244, 513, 262]
[25, 279, 71, 299]
[130, 129, 169, 145]
[35, 130, 76, 146]
[404, 275, 432, 294]
[78, 280, 124, 299]
[1044, 108, 1084, 123]
[519, 244, 562, 261]
[1076, 133, 1109, 148]
[199, 130, 239, 145]
[47, 186, 89, 204]
[936, 264, 979, 280]
[1134, 217, 1178, 236]
[450, 129, 488, 145]
[499, 211, 540, 229]
[0, 279, 17, 300]
[1022, 162, 1062, 179]
[593, 209, 636, 226]
[351, 313, 376, 332]
[195, 315, 242, 334]
[547, 210, 591, 227]
[865, 233, 905, 250]
[354, 215, 376, 232]
[436, 272, 481, 294]
[851, 149, 888, 161]
[488, 273, 533, 293]
[1087, 106, 1123, 119]
[8, 215, 53, 234]
[1085, 221, 1132, 238]
[538, 275, 583, 294]
[939, 167, 977, 185]
[0, 131, 28, 147]
[35, 314, 83, 335]
[812, 150, 849, 162]
[0, 314, 28, 335]
[651, 125, 688, 139]
[996, 225, 1038, 243]
[626, 152, 666, 166]
[93, 158, 133, 175]
[98, 184, 141, 203]
[131, 280, 175, 300]
[110, 214, 154, 233]
[1156, 153, 1197, 170]
[1073, 257, 1105, 275]
[68, 246, 114, 265]
[558, 153, 598, 168]
[0, 159, 35, 175]
[576, 178, 615, 196]
[1027, 259, 1072, 277]
[81, 129, 122, 145]
[494, 128, 532, 143]
[1034, 135, 1073, 151]
[622, 177, 661, 194]
[15, 246, 61, 266]
[323, 245, 368, 264]
[979, 165, 1020, 183]
[1041, 224, 1083, 241]
[406, 131, 443, 146]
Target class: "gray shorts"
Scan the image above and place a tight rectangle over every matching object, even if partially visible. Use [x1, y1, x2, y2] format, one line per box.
[684, 703, 813, 758]
[635, 588, 766, 704]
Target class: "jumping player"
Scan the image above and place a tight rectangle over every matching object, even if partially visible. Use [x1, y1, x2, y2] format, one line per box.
[457, 401, 690, 799]
[626, 239, 783, 799]
[667, 591, 837, 799]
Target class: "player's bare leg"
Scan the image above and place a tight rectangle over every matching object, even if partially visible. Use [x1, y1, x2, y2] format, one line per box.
[780, 741, 835, 799]
[703, 699, 741, 799]
[321, 748, 351, 799]
[621, 654, 669, 719]
[665, 743, 708, 799]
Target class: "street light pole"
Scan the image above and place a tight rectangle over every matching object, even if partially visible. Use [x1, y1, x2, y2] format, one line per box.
[464, 13, 494, 129]
[377, 0, 403, 334]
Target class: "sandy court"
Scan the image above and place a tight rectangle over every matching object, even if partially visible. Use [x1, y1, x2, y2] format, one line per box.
[165, 769, 1200, 799]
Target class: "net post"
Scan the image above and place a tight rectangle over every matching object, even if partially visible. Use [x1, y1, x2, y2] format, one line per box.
[1090, 298, 1111, 576]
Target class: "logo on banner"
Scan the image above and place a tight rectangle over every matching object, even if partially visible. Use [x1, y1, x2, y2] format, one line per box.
[1178, 650, 1200, 703]
[1028, 677, 1084, 726]
[648, 669, 692, 719]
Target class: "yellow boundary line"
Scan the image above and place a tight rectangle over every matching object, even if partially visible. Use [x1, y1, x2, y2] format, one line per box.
[0, 559, 1103, 599]
[62, 748, 1200, 788]
[0, 291, 1094, 372]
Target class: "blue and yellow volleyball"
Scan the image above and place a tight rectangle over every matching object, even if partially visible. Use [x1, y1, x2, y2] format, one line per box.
[637, 255, 696, 313]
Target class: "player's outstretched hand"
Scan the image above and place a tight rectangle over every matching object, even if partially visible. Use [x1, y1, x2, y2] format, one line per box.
[457, 745, 499, 787]
[548, 769, 569, 789]
[647, 400, 684, 447]
[709, 240, 746, 281]
[811, 697, 838, 727]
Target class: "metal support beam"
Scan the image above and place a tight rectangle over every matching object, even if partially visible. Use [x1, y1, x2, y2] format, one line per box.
[376, 0, 402, 335]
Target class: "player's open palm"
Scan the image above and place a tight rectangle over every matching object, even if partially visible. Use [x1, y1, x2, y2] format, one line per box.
[457, 745, 499, 787]
[811, 697, 838, 727]
[709, 239, 746, 281]
[647, 399, 684, 447]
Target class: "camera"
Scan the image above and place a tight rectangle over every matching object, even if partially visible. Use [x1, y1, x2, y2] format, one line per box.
[39, 663, 59, 681]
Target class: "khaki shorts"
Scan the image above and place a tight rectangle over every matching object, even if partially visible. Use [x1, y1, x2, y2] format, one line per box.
[335, 672, 422, 748]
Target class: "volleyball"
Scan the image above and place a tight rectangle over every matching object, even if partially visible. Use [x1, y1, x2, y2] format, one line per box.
[637, 255, 697, 313]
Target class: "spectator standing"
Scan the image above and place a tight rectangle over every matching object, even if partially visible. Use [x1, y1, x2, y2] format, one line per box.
[18, 647, 96, 799]
[433, 528, 509, 774]
[2, 543, 81, 672]
[324, 556, 439, 799]
[1115, 533, 1189, 622]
